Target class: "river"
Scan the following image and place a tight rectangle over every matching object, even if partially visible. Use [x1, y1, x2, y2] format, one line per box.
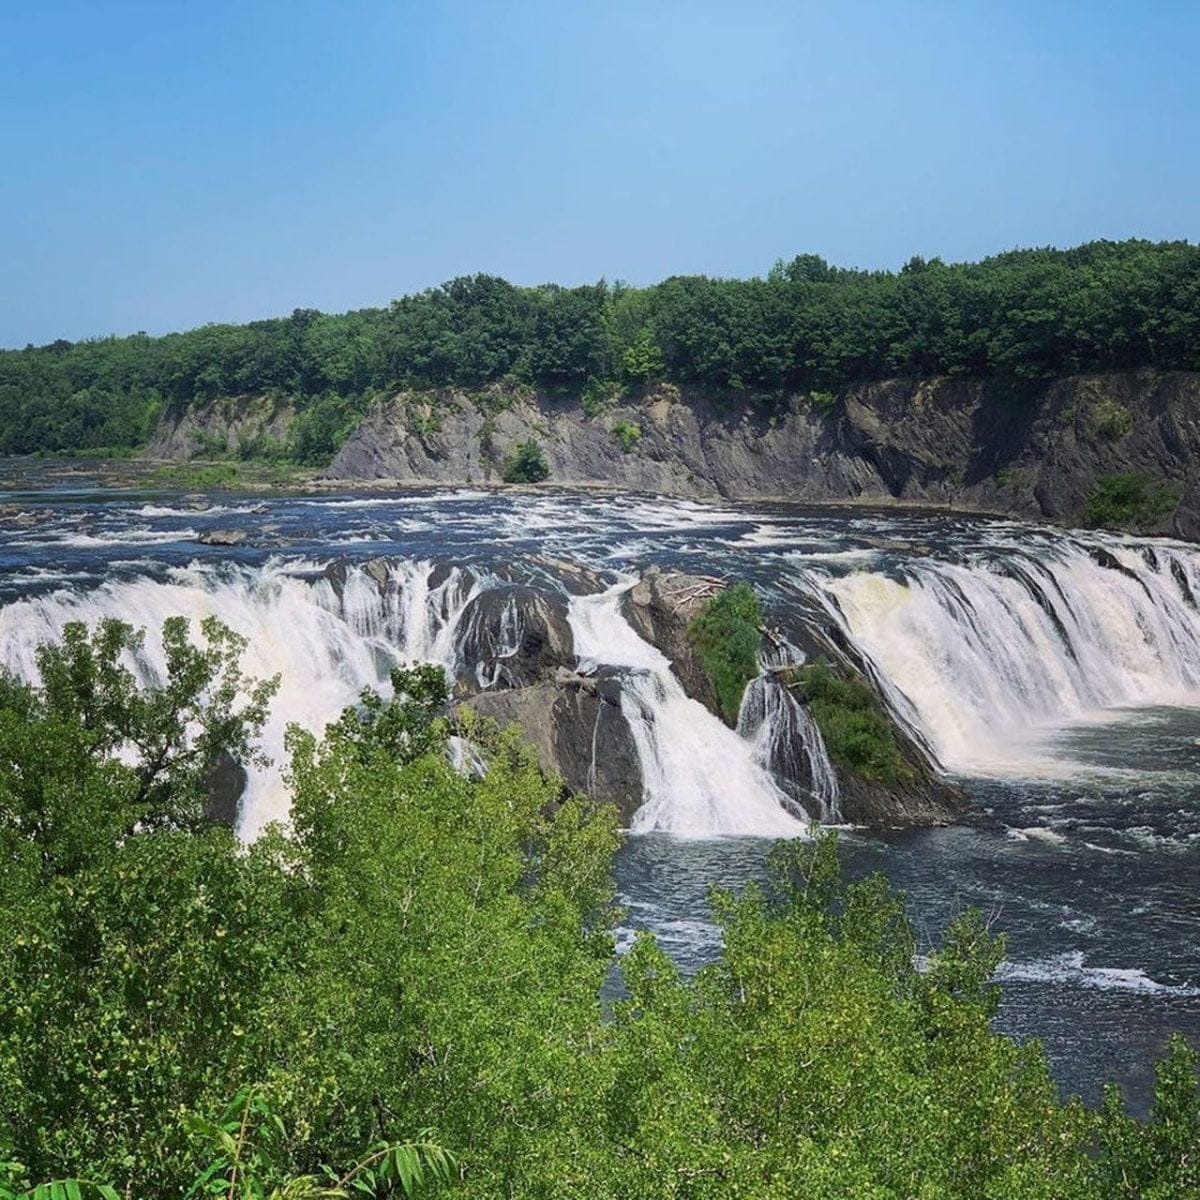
[1, 469, 1196, 1114]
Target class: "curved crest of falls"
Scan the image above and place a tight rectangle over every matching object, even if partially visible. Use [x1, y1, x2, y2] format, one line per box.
[807, 536, 1200, 775]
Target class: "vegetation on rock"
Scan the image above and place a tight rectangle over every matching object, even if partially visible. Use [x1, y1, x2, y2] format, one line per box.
[794, 659, 912, 784]
[1084, 472, 1182, 529]
[610, 419, 641, 453]
[500, 438, 549, 483]
[686, 582, 763, 725]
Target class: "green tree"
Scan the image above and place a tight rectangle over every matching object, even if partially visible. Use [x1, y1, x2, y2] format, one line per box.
[501, 438, 550, 483]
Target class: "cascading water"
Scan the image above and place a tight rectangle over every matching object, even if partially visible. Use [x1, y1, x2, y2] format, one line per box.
[0, 558, 483, 836]
[567, 581, 809, 838]
[4, 481, 1195, 1110]
[740, 672, 841, 824]
[802, 535, 1200, 775]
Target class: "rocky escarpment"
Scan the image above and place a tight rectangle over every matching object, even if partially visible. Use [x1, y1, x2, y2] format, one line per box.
[147, 396, 295, 460]
[325, 371, 1200, 538]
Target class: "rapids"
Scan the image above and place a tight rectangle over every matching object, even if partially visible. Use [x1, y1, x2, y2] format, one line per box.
[0, 469, 1197, 1111]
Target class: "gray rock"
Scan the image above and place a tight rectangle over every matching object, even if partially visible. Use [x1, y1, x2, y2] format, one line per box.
[197, 528, 248, 546]
[146, 397, 295, 461]
[204, 749, 248, 829]
[621, 567, 722, 719]
[461, 673, 643, 821]
[323, 372, 1200, 538]
[453, 584, 574, 693]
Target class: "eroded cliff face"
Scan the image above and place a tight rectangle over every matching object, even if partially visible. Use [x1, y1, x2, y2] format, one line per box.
[325, 371, 1200, 537]
[147, 397, 295, 460]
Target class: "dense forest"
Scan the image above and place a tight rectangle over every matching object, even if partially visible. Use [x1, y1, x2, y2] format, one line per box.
[1, 239, 1197, 463]
[1, 620, 1197, 1198]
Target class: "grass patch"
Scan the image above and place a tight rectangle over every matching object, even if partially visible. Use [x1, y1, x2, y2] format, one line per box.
[1088, 396, 1133, 441]
[793, 660, 911, 784]
[147, 460, 315, 490]
[686, 582, 762, 725]
[1084, 472, 1180, 529]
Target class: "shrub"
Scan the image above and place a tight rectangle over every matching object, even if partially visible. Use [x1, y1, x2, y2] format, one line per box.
[501, 438, 550, 483]
[794, 659, 911, 783]
[1089, 396, 1134, 441]
[1084, 472, 1180, 529]
[686, 582, 762, 725]
[620, 327, 663, 382]
[581, 378, 622, 417]
[611, 419, 642, 453]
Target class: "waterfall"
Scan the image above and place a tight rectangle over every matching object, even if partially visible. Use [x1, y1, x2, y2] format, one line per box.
[567, 581, 809, 838]
[0, 559, 482, 837]
[740, 674, 841, 824]
[806, 536, 1200, 776]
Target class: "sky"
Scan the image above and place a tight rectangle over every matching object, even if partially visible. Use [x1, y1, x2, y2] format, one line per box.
[1, 0, 1197, 347]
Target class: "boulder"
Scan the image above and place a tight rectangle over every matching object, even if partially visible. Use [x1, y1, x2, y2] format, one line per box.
[453, 584, 574, 693]
[621, 567, 721, 716]
[461, 671, 644, 821]
[197, 528, 248, 547]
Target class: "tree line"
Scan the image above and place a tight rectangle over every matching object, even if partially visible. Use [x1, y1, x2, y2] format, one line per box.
[1, 620, 1197, 1197]
[1, 238, 1197, 462]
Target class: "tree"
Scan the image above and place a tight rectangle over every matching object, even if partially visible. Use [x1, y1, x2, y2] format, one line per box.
[501, 438, 550, 483]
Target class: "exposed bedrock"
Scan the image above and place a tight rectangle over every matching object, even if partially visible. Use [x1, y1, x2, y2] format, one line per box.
[621, 566, 721, 717]
[324, 371, 1200, 538]
[451, 585, 575, 693]
[461, 670, 644, 822]
[624, 566, 966, 828]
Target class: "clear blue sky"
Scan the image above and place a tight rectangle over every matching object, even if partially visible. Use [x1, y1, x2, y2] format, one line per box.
[2, 0, 1197, 347]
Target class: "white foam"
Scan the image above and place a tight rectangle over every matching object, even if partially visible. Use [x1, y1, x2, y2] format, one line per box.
[813, 537, 1200, 776]
[996, 952, 1200, 996]
[568, 582, 807, 839]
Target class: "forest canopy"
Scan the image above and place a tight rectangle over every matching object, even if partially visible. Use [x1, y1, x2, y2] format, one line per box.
[0, 239, 1197, 461]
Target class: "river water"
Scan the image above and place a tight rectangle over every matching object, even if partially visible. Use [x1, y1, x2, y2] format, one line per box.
[0, 470, 1196, 1113]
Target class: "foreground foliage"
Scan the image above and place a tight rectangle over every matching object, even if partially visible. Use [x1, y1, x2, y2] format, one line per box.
[2, 238, 1197, 460]
[1, 621, 1197, 1197]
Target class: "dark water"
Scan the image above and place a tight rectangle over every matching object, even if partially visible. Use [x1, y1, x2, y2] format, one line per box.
[0, 466, 1197, 1114]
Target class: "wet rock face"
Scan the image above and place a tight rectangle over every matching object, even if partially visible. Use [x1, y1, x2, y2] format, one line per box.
[621, 566, 722, 718]
[204, 749, 248, 829]
[461, 670, 643, 821]
[452, 585, 575, 694]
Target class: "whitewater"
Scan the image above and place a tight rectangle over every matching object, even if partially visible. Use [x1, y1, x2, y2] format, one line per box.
[0, 475, 1197, 1110]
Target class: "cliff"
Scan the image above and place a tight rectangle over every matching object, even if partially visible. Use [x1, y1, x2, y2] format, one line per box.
[146, 396, 295, 460]
[324, 371, 1200, 537]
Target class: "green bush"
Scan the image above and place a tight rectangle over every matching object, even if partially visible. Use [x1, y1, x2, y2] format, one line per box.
[1084, 472, 1180, 529]
[686, 582, 762, 725]
[610, 419, 642, 453]
[580, 378, 622, 417]
[501, 438, 550, 483]
[1089, 396, 1134, 441]
[795, 659, 912, 783]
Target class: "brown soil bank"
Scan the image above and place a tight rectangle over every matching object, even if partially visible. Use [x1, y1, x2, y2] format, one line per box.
[323, 370, 1200, 537]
